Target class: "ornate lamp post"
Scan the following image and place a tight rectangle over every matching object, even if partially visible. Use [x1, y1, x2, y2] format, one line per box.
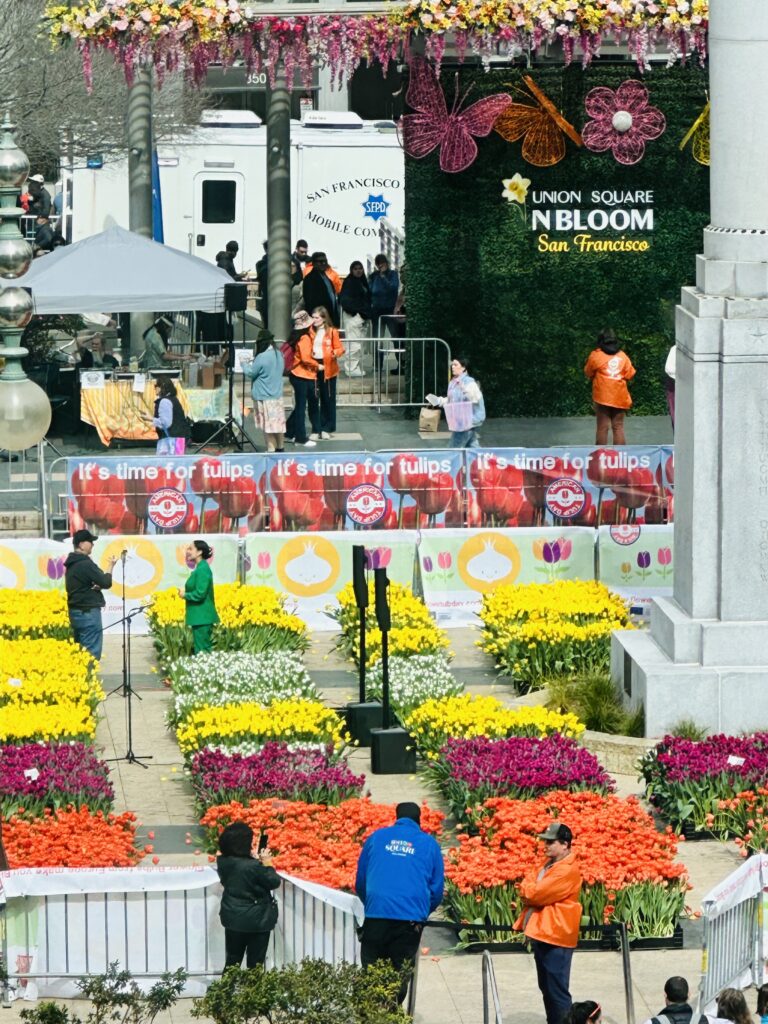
[0, 112, 51, 451]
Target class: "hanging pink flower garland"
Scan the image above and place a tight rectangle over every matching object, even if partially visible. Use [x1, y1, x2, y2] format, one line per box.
[45, 0, 708, 89]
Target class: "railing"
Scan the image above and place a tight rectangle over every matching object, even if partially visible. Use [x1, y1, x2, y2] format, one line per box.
[699, 892, 761, 1011]
[482, 951, 503, 1024]
[0, 868, 361, 1002]
[335, 335, 451, 408]
[0, 443, 48, 530]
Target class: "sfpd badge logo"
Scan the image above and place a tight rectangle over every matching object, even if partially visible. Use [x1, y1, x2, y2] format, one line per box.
[362, 194, 390, 222]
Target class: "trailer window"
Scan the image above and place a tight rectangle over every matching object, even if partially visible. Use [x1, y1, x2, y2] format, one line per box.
[202, 180, 236, 223]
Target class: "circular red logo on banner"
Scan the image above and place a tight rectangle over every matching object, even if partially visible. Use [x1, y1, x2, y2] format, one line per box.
[545, 477, 585, 519]
[346, 484, 386, 526]
[610, 524, 642, 546]
[148, 487, 188, 530]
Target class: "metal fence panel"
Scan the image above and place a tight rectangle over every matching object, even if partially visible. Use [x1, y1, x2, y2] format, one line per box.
[699, 896, 760, 1011]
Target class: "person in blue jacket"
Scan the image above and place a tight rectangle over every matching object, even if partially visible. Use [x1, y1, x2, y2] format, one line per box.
[355, 802, 444, 1004]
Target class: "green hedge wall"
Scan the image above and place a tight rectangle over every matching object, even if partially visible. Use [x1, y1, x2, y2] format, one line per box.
[404, 63, 709, 416]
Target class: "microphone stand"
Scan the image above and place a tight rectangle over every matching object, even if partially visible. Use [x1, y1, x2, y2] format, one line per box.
[103, 578, 153, 768]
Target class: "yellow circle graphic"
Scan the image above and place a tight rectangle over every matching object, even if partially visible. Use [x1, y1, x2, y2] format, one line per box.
[277, 537, 341, 598]
[457, 532, 521, 593]
[0, 546, 26, 590]
[99, 539, 165, 600]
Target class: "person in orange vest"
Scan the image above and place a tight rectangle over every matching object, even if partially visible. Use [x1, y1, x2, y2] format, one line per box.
[583, 329, 636, 445]
[515, 822, 582, 1024]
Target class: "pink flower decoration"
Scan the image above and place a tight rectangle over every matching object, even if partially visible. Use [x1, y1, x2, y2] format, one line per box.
[582, 80, 666, 165]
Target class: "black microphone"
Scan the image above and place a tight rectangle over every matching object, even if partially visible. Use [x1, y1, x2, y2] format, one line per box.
[120, 549, 127, 564]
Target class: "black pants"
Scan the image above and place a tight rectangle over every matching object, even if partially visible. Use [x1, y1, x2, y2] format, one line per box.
[286, 373, 319, 444]
[317, 371, 337, 433]
[360, 917, 422, 1004]
[224, 929, 271, 970]
[531, 939, 574, 1024]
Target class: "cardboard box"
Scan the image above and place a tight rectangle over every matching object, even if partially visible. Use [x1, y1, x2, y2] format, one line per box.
[419, 407, 442, 432]
[199, 365, 223, 390]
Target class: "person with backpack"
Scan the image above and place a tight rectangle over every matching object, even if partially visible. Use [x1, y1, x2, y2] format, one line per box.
[640, 976, 723, 1024]
[145, 377, 191, 455]
[241, 329, 286, 453]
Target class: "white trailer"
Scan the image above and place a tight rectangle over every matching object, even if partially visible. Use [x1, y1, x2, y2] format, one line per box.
[70, 110, 405, 273]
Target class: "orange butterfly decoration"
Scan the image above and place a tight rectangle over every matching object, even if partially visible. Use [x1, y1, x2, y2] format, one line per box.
[495, 75, 583, 167]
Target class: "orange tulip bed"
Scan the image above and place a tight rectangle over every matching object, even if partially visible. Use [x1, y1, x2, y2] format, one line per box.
[444, 791, 689, 945]
[3, 807, 145, 868]
[200, 798, 444, 891]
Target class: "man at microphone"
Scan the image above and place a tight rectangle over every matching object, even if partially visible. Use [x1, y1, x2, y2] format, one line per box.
[64, 530, 117, 660]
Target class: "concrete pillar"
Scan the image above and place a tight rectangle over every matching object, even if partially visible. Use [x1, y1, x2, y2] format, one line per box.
[614, 0, 768, 734]
[317, 66, 349, 112]
[126, 68, 155, 354]
[266, 68, 292, 342]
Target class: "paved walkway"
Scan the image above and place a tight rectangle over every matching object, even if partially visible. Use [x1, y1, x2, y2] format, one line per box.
[82, 625, 740, 1024]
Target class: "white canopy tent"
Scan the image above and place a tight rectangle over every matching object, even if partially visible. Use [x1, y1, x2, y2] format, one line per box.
[17, 226, 232, 314]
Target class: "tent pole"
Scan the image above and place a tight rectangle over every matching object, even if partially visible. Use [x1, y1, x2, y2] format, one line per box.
[266, 64, 292, 342]
[127, 66, 155, 356]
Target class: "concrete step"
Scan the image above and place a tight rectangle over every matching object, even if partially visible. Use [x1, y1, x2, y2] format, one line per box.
[0, 510, 42, 534]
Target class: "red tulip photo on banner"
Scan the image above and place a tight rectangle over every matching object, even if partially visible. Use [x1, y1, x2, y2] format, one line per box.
[71, 472, 126, 531]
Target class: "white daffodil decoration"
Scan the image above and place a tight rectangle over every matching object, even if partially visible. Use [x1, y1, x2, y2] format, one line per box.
[502, 173, 531, 204]
[502, 173, 530, 224]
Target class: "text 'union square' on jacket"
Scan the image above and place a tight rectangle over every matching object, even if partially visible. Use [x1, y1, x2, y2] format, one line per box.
[355, 818, 444, 922]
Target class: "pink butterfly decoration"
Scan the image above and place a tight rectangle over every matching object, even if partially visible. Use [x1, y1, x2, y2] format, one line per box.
[399, 57, 512, 174]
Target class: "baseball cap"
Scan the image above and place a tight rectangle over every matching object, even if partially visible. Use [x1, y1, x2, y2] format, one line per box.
[538, 822, 573, 843]
[72, 529, 98, 546]
[28, 174, 45, 183]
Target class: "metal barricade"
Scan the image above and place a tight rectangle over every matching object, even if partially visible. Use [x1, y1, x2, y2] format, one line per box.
[335, 335, 451, 409]
[0, 443, 47, 533]
[0, 872, 361, 1000]
[482, 951, 504, 1024]
[699, 892, 761, 1010]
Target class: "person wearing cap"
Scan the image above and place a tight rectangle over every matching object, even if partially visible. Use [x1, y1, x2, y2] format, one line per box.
[514, 821, 582, 1024]
[355, 802, 444, 1004]
[284, 310, 320, 448]
[64, 531, 117, 661]
[27, 174, 52, 219]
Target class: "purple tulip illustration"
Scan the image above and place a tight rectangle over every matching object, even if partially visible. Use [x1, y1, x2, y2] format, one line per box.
[543, 541, 562, 565]
[656, 546, 672, 581]
[46, 557, 65, 581]
[636, 550, 652, 581]
[422, 556, 434, 574]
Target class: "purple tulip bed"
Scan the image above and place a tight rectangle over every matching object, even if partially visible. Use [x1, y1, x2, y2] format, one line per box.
[0, 742, 114, 817]
[423, 734, 614, 822]
[189, 744, 366, 812]
[639, 733, 768, 837]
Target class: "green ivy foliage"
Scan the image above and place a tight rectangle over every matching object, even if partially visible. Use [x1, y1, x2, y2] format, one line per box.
[405, 63, 709, 416]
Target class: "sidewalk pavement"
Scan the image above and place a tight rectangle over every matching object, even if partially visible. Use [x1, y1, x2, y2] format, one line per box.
[88, 622, 737, 1024]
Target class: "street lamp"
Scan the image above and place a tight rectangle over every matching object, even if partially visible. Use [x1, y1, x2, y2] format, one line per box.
[0, 111, 51, 451]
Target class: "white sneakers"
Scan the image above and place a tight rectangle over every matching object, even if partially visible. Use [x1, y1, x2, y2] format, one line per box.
[303, 440, 317, 448]
[309, 433, 320, 441]
[321, 431, 332, 440]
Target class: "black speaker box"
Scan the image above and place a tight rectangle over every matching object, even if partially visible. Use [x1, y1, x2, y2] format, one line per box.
[224, 282, 248, 312]
[352, 545, 369, 609]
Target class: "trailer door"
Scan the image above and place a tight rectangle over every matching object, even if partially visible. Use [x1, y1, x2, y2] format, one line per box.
[193, 171, 244, 265]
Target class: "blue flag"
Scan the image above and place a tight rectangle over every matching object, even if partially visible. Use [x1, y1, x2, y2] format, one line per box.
[151, 149, 164, 243]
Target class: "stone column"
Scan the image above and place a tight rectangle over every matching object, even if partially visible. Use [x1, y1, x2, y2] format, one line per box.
[266, 67, 293, 342]
[614, 0, 768, 734]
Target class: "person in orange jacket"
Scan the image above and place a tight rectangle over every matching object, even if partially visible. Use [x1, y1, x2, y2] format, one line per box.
[293, 307, 345, 441]
[515, 821, 582, 1024]
[583, 329, 636, 446]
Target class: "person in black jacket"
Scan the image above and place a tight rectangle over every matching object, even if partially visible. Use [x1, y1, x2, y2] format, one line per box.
[64, 530, 116, 660]
[339, 261, 371, 377]
[27, 175, 52, 219]
[144, 377, 191, 454]
[217, 821, 280, 970]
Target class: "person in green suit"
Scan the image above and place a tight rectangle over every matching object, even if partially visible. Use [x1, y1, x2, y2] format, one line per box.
[179, 539, 219, 654]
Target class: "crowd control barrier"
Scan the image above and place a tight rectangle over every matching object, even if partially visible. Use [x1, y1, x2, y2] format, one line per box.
[0, 866, 362, 1002]
[698, 854, 766, 1012]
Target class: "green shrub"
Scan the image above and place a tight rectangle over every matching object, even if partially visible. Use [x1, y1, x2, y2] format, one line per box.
[547, 672, 644, 736]
[192, 960, 410, 1024]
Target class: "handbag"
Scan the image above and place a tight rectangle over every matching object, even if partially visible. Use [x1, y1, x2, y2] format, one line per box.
[281, 341, 295, 376]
